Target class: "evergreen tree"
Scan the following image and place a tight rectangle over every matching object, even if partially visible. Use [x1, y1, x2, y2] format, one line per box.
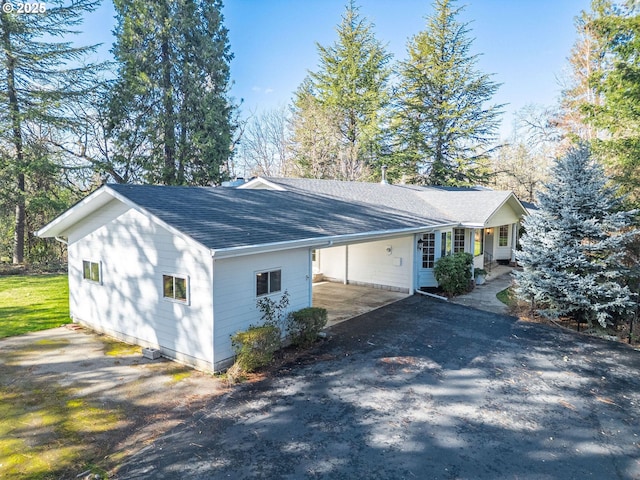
[584, 2, 640, 205]
[109, 0, 235, 186]
[515, 144, 637, 329]
[291, 1, 392, 181]
[393, 0, 502, 186]
[558, 0, 614, 142]
[0, 0, 101, 264]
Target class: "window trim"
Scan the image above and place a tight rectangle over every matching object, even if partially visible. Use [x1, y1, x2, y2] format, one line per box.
[474, 229, 484, 257]
[256, 269, 282, 297]
[498, 225, 509, 247]
[82, 260, 102, 284]
[440, 231, 452, 258]
[421, 233, 436, 269]
[453, 228, 465, 253]
[162, 273, 190, 304]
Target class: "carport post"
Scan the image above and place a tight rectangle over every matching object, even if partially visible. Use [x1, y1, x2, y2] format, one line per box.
[343, 245, 349, 285]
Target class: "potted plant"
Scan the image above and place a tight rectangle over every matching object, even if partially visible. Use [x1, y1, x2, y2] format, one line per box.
[474, 268, 488, 285]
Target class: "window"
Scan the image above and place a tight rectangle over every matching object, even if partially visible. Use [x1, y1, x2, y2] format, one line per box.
[499, 225, 509, 247]
[441, 231, 452, 257]
[453, 228, 465, 253]
[256, 269, 281, 296]
[311, 249, 317, 262]
[474, 229, 484, 256]
[421, 233, 435, 269]
[82, 260, 101, 283]
[163, 274, 188, 303]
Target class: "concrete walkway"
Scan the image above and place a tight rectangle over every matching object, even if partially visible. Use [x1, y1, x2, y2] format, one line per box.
[450, 265, 515, 315]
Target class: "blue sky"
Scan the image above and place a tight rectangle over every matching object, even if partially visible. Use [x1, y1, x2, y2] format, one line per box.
[81, 0, 591, 138]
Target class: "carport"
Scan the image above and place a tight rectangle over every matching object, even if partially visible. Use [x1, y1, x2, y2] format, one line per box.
[312, 281, 409, 326]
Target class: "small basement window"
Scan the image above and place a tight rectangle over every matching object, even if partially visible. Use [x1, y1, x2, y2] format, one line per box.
[163, 274, 189, 303]
[256, 269, 281, 297]
[82, 260, 101, 283]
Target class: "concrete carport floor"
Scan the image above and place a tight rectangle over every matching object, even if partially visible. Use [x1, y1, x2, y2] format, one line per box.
[312, 281, 409, 326]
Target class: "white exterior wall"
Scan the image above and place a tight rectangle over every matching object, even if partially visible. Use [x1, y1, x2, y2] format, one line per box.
[317, 245, 347, 283]
[493, 224, 513, 261]
[67, 205, 214, 371]
[346, 237, 412, 292]
[212, 248, 311, 370]
[486, 203, 520, 228]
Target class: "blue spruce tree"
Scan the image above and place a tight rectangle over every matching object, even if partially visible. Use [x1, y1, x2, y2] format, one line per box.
[515, 144, 637, 328]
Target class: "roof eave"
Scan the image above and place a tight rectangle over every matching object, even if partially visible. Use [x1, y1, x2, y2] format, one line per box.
[210, 223, 459, 259]
[35, 186, 114, 238]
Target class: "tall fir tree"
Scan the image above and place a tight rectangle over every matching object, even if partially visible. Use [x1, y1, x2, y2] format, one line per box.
[109, 0, 235, 186]
[291, 1, 392, 181]
[558, 0, 614, 142]
[515, 144, 637, 329]
[584, 2, 640, 206]
[392, 0, 502, 186]
[0, 0, 101, 264]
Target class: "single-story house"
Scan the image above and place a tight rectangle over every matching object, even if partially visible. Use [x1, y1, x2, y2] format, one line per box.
[36, 177, 528, 371]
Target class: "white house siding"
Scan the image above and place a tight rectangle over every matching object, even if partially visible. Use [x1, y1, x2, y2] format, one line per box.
[486, 202, 520, 228]
[67, 206, 215, 371]
[345, 237, 413, 292]
[317, 245, 347, 283]
[493, 224, 514, 261]
[212, 248, 311, 370]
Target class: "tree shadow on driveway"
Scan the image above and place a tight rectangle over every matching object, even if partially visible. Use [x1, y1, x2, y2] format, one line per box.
[115, 296, 640, 479]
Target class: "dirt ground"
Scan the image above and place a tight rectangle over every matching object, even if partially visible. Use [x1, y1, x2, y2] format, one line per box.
[0, 325, 226, 478]
[2, 296, 640, 479]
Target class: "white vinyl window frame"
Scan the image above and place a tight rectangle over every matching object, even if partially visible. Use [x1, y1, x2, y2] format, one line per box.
[255, 269, 282, 297]
[453, 228, 465, 253]
[162, 273, 190, 305]
[499, 225, 509, 247]
[82, 260, 102, 284]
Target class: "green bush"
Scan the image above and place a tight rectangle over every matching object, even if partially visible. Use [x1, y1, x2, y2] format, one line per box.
[230, 325, 281, 373]
[289, 307, 328, 347]
[434, 252, 473, 296]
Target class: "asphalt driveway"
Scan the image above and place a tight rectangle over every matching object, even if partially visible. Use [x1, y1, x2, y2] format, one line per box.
[116, 296, 640, 479]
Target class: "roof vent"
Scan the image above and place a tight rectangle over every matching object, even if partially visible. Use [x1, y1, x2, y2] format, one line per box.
[380, 165, 389, 185]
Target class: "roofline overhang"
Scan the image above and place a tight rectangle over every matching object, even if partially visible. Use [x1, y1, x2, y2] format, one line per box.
[210, 223, 459, 259]
[35, 186, 113, 238]
[36, 185, 211, 254]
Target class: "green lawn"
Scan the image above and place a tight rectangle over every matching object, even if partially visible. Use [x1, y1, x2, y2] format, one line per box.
[496, 286, 515, 306]
[0, 274, 69, 338]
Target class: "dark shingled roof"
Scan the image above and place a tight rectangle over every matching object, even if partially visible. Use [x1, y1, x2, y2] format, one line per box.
[259, 178, 517, 226]
[107, 183, 446, 251]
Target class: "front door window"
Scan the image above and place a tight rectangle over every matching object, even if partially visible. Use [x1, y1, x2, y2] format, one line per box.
[421, 233, 435, 268]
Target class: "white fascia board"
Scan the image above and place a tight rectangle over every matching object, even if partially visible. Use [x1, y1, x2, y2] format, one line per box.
[36, 186, 209, 255]
[237, 177, 286, 190]
[104, 187, 211, 254]
[35, 186, 114, 238]
[484, 193, 529, 227]
[210, 223, 458, 259]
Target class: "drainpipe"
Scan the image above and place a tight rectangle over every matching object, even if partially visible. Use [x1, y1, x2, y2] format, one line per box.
[54, 236, 68, 245]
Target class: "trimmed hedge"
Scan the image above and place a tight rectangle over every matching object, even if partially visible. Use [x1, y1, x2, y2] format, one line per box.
[230, 324, 281, 373]
[289, 307, 328, 347]
[434, 252, 473, 296]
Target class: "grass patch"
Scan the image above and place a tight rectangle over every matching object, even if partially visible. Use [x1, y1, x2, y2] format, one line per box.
[0, 274, 69, 338]
[165, 365, 193, 384]
[496, 287, 515, 306]
[102, 337, 141, 357]
[0, 378, 124, 479]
